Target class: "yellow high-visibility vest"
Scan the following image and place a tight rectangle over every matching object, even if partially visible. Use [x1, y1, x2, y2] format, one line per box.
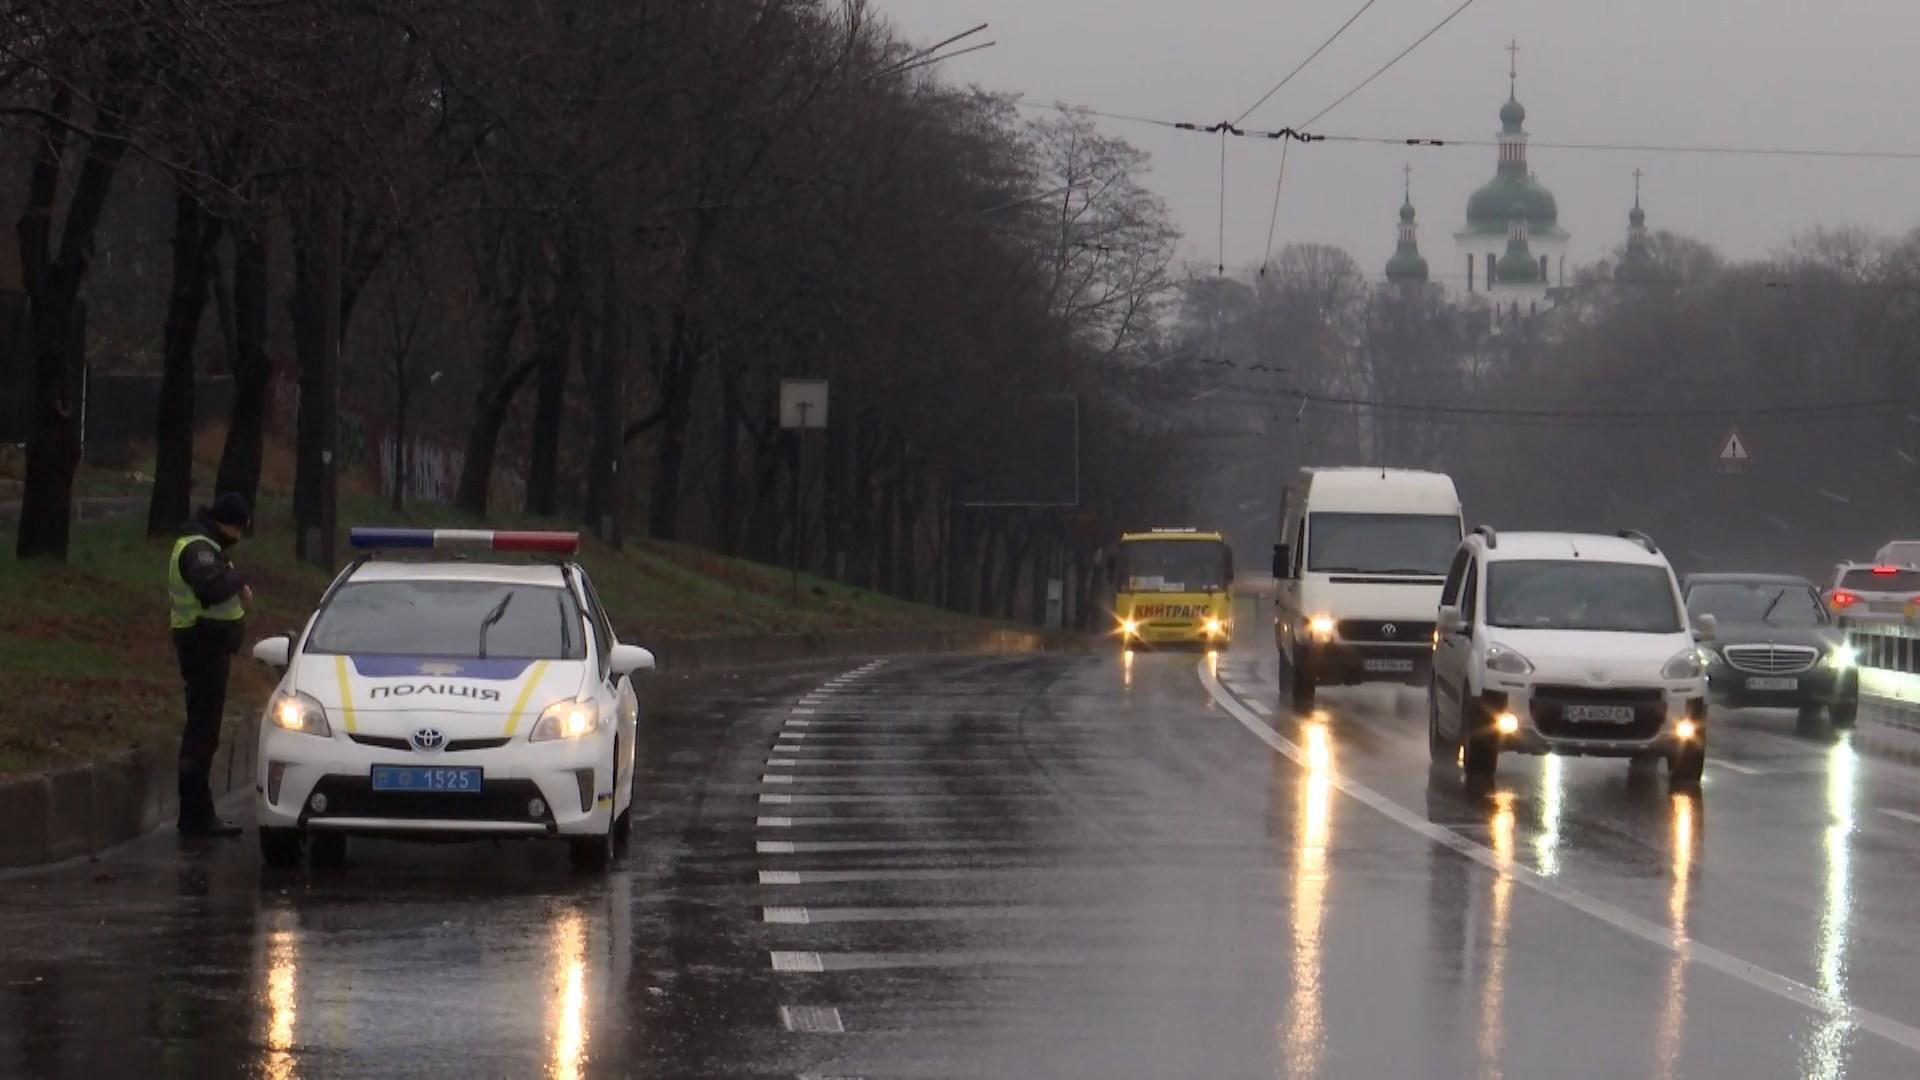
[168, 535, 245, 629]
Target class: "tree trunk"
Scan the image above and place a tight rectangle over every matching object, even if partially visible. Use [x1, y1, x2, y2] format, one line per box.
[216, 227, 271, 514]
[647, 369, 698, 540]
[147, 191, 223, 536]
[15, 83, 138, 561]
[524, 313, 572, 517]
[389, 381, 407, 512]
[714, 376, 742, 555]
[583, 265, 625, 544]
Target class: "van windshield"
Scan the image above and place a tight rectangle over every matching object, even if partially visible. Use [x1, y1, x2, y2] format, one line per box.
[1307, 514, 1459, 576]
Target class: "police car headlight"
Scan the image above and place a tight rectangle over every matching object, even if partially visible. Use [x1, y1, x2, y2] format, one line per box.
[268, 690, 331, 737]
[530, 699, 601, 742]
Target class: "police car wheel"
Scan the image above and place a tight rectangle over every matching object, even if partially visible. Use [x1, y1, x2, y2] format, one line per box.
[259, 827, 303, 869]
[569, 827, 614, 873]
[309, 832, 348, 869]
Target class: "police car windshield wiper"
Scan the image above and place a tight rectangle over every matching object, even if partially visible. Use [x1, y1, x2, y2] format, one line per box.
[477, 593, 515, 659]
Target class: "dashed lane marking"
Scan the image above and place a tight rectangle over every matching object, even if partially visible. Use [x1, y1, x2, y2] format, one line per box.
[758, 817, 794, 828]
[760, 870, 804, 884]
[1882, 808, 1920, 827]
[779, 1005, 845, 1033]
[758, 841, 798, 854]
[770, 951, 824, 973]
[1710, 759, 1766, 776]
[764, 907, 812, 925]
[762, 774, 795, 785]
[759, 793, 794, 805]
[1197, 658, 1920, 1059]
[757, 839, 1030, 854]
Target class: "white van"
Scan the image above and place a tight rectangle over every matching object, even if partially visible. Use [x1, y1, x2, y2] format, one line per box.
[1272, 468, 1464, 709]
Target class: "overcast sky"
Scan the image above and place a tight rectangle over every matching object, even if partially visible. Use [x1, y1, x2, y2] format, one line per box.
[875, 0, 1920, 280]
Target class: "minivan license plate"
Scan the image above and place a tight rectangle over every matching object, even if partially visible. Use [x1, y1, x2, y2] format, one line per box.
[1565, 704, 1635, 724]
[1364, 658, 1416, 674]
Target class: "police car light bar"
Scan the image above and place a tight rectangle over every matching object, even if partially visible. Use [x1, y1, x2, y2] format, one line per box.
[348, 527, 580, 555]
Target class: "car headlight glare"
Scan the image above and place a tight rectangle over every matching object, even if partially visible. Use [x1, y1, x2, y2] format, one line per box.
[530, 699, 601, 742]
[1308, 616, 1335, 641]
[1119, 617, 1140, 638]
[268, 690, 331, 737]
[1663, 649, 1708, 681]
[1204, 616, 1224, 635]
[1828, 644, 1858, 671]
[1485, 645, 1534, 676]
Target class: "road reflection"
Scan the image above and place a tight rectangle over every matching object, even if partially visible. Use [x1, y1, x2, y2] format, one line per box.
[1532, 755, 1565, 877]
[550, 908, 589, 1080]
[1803, 739, 1858, 1080]
[250, 901, 302, 1080]
[1283, 716, 1333, 1077]
[1653, 791, 1699, 1078]
[1478, 790, 1515, 1080]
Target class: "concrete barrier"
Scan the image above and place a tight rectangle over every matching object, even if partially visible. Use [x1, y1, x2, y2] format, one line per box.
[0, 625, 1089, 871]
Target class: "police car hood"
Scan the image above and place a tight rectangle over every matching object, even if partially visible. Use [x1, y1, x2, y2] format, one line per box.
[297, 654, 588, 718]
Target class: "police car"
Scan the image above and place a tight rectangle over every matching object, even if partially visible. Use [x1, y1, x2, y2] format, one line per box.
[249, 528, 655, 871]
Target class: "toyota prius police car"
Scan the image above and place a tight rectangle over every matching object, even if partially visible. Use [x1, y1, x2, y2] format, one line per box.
[249, 528, 655, 871]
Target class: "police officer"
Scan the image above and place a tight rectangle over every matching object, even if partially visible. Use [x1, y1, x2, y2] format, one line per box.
[169, 492, 254, 838]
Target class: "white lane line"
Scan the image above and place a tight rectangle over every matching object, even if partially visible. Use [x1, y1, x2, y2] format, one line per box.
[762, 774, 795, 785]
[767, 757, 800, 767]
[779, 1005, 844, 1033]
[758, 817, 794, 828]
[1882, 809, 1920, 827]
[758, 841, 798, 854]
[757, 839, 1029, 853]
[792, 708, 817, 716]
[760, 870, 803, 884]
[759, 793, 794, 805]
[1198, 659, 1920, 1058]
[1710, 759, 1766, 776]
[764, 907, 812, 925]
[770, 951, 824, 973]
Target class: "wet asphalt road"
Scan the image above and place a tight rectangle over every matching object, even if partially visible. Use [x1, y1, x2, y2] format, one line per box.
[8, 607, 1920, 1077]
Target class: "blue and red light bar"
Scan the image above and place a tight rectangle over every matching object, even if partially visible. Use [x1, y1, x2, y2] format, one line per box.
[349, 527, 579, 555]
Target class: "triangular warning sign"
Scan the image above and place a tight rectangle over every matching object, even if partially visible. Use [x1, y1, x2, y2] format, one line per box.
[1718, 429, 1750, 463]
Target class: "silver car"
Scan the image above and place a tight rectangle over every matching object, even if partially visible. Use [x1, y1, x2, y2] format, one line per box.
[1824, 561, 1920, 629]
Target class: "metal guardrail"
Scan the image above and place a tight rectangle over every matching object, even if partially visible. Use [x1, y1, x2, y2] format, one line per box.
[1844, 622, 1919, 676]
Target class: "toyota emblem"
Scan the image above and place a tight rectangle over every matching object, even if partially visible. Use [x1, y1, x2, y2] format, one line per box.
[411, 727, 446, 752]
[1381, 623, 1399, 639]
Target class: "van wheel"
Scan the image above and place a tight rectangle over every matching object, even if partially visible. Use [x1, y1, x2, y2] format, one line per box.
[1427, 687, 1449, 762]
[1670, 743, 1706, 788]
[1289, 647, 1317, 713]
[1460, 700, 1498, 779]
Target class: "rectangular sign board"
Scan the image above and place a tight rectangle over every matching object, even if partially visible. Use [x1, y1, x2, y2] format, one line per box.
[780, 379, 829, 430]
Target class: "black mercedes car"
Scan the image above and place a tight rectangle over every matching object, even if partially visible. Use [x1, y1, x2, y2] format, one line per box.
[1683, 573, 1859, 728]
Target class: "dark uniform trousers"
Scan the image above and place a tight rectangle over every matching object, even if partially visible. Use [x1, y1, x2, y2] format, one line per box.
[173, 621, 235, 822]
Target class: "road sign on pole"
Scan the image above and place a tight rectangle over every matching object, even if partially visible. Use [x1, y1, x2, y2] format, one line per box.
[1717, 428, 1751, 474]
[779, 380, 829, 605]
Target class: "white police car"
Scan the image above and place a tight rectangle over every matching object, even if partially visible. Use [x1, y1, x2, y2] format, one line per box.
[249, 528, 655, 871]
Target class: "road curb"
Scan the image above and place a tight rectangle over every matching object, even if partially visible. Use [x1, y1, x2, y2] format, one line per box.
[0, 625, 1087, 870]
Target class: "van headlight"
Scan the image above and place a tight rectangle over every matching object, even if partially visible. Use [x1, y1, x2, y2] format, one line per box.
[1485, 644, 1534, 676]
[1827, 644, 1857, 671]
[530, 699, 601, 742]
[268, 690, 332, 737]
[1663, 649, 1708, 681]
[1308, 616, 1335, 641]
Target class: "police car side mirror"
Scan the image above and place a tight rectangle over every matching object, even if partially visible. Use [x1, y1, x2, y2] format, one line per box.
[609, 644, 656, 678]
[252, 635, 292, 670]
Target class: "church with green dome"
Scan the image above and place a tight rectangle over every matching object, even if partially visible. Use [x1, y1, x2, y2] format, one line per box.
[1384, 165, 1430, 285]
[1449, 44, 1566, 304]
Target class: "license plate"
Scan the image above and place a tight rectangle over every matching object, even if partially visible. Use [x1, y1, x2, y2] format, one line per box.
[1747, 677, 1799, 692]
[370, 765, 483, 793]
[1364, 658, 1416, 673]
[1565, 704, 1635, 724]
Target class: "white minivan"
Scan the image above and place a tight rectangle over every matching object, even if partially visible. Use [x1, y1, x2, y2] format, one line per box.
[1272, 468, 1464, 709]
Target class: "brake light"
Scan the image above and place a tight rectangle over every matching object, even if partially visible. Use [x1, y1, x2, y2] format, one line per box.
[1872, 566, 1900, 576]
[1830, 591, 1859, 608]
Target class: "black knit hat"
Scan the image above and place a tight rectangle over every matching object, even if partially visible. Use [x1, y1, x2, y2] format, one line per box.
[207, 492, 252, 529]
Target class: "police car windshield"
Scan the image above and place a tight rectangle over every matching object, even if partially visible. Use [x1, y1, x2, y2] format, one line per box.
[305, 581, 585, 660]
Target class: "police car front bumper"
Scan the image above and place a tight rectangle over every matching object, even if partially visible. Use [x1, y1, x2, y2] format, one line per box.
[256, 726, 617, 839]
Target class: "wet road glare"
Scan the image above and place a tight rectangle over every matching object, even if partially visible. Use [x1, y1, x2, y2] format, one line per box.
[7, 612, 1920, 1077]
